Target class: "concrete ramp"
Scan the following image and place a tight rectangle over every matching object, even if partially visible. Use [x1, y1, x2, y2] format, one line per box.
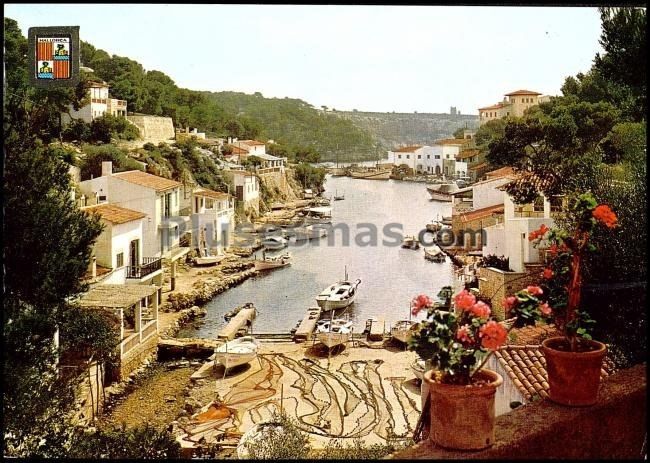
[217, 307, 256, 341]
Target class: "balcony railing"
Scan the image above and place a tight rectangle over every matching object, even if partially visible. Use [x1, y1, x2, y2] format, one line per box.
[126, 257, 162, 280]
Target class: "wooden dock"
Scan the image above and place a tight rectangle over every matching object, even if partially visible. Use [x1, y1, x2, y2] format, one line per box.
[293, 307, 322, 342]
[368, 317, 386, 341]
[217, 307, 256, 341]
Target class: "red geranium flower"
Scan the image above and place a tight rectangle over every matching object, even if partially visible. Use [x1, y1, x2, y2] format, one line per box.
[479, 321, 508, 350]
[593, 205, 618, 229]
[456, 324, 472, 343]
[526, 285, 543, 296]
[541, 268, 554, 279]
[540, 303, 552, 316]
[411, 294, 433, 316]
[470, 301, 491, 319]
[454, 289, 476, 311]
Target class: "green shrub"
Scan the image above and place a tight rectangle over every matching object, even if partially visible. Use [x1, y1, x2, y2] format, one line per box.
[79, 144, 144, 180]
[241, 412, 311, 460]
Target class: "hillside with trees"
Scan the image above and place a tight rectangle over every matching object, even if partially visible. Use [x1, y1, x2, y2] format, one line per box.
[330, 110, 479, 151]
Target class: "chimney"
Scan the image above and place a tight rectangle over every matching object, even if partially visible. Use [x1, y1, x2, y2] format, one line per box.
[101, 161, 113, 177]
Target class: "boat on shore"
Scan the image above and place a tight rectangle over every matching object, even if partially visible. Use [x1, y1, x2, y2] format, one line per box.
[316, 269, 361, 312]
[402, 235, 420, 249]
[253, 252, 291, 271]
[426, 182, 459, 201]
[261, 235, 288, 250]
[423, 245, 446, 263]
[194, 254, 226, 266]
[391, 319, 418, 344]
[316, 318, 354, 348]
[213, 336, 260, 370]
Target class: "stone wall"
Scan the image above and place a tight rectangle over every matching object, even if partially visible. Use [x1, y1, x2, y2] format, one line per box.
[117, 333, 159, 381]
[127, 114, 175, 142]
[389, 364, 647, 460]
[478, 267, 539, 320]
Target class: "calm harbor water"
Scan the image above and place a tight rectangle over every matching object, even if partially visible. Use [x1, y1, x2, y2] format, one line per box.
[187, 175, 454, 336]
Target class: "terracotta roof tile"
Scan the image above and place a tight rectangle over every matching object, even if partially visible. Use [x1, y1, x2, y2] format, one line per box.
[392, 145, 423, 153]
[456, 149, 480, 160]
[457, 203, 504, 223]
[495, 344, 616, 402]
[485, 166, 516, 179]
[505, 89, 542, 96]
[81, 203, 145, 224]
[478, 102, 508, 111]
[238, 139, 265, 146]
[469, 162, 489, 171]
[227, 145, 249, 154]
[114, 170, 181, 191]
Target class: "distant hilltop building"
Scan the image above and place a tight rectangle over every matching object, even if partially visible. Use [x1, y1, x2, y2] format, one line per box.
[450, 106, 457, 115]
[478, 89, 551, 126]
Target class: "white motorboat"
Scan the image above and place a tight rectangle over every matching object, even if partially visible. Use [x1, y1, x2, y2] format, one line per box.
[303, 206, 332, 224]
[261, 235, 288, 250]
[213, 336, 260, 371]
[253, 252, 291, 271]
[316, 318, 354, 349]
[391, 319, 418, 344]
[426, 182, 459, 201]
[423, 245, 446, 263]
[402, 235, 420, 249]
[292, 224, 327, 242]
[315, 277, 361, 312]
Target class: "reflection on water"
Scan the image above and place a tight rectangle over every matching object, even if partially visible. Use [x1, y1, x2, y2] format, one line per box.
[189, 176, 454, 335]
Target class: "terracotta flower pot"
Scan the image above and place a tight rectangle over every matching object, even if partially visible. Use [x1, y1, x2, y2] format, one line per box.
[541, 336, 607, 406]
[423, 368, 503, 450]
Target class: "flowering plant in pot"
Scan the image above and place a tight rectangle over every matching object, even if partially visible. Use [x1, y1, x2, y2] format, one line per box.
[524, 191, 618, 406]
[408, 290, 549, 450]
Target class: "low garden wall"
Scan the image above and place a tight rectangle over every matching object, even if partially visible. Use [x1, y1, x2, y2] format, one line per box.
[388, 363, 646, 459]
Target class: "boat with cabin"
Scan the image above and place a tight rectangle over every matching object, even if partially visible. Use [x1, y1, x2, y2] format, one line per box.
[316, 269, 361, 312]
[261, 235, 288, 250]
[253, 252, 291, 271]
[402, 235, 420, 249]
[316, 318, 354, 349]
[303, 206, 332, 224]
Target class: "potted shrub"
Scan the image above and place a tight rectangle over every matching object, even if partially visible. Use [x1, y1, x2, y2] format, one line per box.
[524, 192, 618, 406]
[408, 290, 549, 450]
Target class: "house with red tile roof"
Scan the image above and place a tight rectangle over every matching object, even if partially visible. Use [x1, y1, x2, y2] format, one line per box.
[478, 89, 550, 126]
[78, 161, 189, 261]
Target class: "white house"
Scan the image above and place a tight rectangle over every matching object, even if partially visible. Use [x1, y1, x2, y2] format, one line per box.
[482, 179, 562, 273]
[191, 187, 235, 254]
[233, 139, 267, 157]
[81, 203, 163, 287]
[388, 145, 441, 174]
[229, 169, 260, 214]
[78, 162, 189, 260]
[61, 80, 127, 124]
[433, 138, 471, 178]
[451, 167, 517, 214]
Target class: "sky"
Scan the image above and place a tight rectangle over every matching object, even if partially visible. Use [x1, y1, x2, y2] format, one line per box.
[5, 4, 605, 114]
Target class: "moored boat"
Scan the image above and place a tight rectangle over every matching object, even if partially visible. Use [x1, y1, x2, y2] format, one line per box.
[423, 245, 446, 262]
[391, 319, 418, 344]
[253, 252, 291, 271]
[333, 190, 345, 201]
[426, 182, 459, 201]
[292, 224, 328, 241]
[315, 276, 361, 312]
[303, 206, 332, 224]
[316, 318, 354, 349]
[349, 170, 391, 180]
[213, 336, 259, 371]
[261, 235, 288, 250]
[402, 235, 420, 249]
[194, 254, 226, 266]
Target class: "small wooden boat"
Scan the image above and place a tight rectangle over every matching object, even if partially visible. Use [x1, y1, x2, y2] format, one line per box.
[426, 182, 459, 201]
[303, 206, 332, 224]
[194, 254, 226, 266]
[316, 318, 354, 349]
[391, 319, 418, 344]
[213, 336, 259, 370]
[333, 190, 345, 201]
[402, 235, 420, 249]
[261, 235, 288, 250]
[316, 277, 361, 312]
[311, 196, 331, 207]
[424, 245, 446, 263]
[253, 252, 291, 271]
